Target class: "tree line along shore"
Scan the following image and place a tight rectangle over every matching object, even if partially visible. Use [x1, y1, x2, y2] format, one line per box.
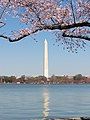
[0, 74, 90, 84]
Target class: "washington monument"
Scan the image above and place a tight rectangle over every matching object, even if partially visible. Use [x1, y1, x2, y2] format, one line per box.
[43, 39, 48, 78]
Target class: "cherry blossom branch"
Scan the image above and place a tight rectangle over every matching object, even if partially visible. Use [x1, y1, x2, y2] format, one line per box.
[0, 21, 90, 42]
[0, 29, 40, 42]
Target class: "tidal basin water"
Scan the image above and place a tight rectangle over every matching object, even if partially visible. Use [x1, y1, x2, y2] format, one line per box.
[0, 84, 90, 120]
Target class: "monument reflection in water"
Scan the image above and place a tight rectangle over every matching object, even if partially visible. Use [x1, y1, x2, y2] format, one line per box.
[43, 88, 50, 119]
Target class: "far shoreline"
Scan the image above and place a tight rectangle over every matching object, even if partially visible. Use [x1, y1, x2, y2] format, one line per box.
[0, 74, 90, 84]
[0, 82, 90, 85]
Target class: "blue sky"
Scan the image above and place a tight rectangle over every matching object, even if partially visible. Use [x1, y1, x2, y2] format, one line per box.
[0, 18, 90, 77]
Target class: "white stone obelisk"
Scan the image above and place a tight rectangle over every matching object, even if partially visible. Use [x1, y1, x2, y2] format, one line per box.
[43, 39, 48, 78]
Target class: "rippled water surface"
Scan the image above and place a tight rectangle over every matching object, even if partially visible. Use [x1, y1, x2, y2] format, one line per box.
[0, 84, 90, 120]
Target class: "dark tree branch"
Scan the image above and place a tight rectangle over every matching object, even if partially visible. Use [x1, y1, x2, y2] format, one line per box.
[42, 21, 90, 30]
[70, 0, 76, 23]
[62, 32, 90, 41]
[0, 0, 10, 19]
[0, 22, 6, 28]
[0, 34, 31, 42]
